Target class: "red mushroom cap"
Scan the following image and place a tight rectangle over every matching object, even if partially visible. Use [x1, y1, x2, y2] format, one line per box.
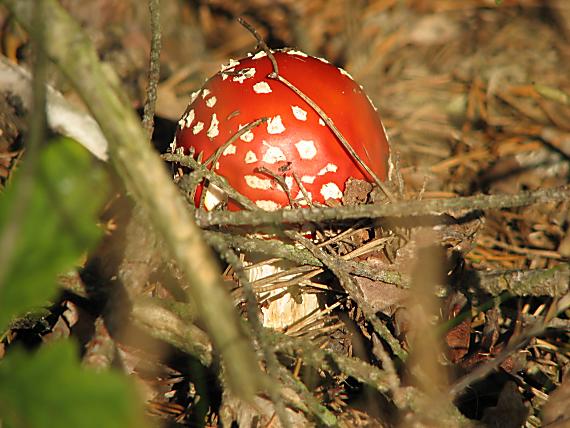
[173, 49, 390, 211]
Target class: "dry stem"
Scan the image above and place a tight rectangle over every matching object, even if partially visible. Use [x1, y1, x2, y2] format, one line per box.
[141, 0, 161, 139]
[237, 17, 395, 202]
[196, 185, 570, 227]
[4, 0, 263, 399]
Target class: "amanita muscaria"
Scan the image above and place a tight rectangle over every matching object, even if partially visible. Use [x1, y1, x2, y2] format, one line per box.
[172, 49, 391, 329]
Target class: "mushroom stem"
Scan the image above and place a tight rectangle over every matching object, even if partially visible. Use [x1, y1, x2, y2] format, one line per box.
[245, 257, 320, 331]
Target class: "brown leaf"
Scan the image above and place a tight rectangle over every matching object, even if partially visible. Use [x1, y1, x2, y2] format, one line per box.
[481, 381, 528, 428]
[41, 315, 71, 344]
[354, 275, 409, 316]
[542, 375, 570, 426]
[443, 294, 471, 364]
[481, 307, 500, 353]
[342, 178, 373, 206]
[445, 318, 471, 364]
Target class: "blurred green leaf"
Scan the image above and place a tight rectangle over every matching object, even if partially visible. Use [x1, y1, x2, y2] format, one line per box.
[0, 340, 147, 428]
[0, 137, 108, 330]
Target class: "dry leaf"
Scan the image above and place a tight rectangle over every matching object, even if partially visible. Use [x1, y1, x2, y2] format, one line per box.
[481, 381, 528, 428]
[542, 374, 570, 426]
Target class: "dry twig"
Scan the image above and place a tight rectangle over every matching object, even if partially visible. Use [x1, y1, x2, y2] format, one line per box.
[141, 0, 162, 139]
[196, 185, 570, 228]
[4, 0, 263, 399]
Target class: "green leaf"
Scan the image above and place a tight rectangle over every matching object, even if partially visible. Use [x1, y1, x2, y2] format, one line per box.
[0, 137, 108, 330]
[0, 340, 147, 428]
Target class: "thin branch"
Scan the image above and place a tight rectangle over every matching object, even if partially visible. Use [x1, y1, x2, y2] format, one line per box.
[255, 166, 296, 207]
[203, 117, 267, 168]
[204, 231, 407, 286]
[237, 17, 278, 74]
[196, 185, 570, 228]
[291, 171, 313, 207]
[133, 294, 473, 425]
[0, 0, 47, 290]
[163, 152, 257, 210]
[205, 231, 322, 266]
[237, 17, 395, 202]
[197, 118, 267, 209]
[131, 297, 213, 367]
[135, 294, 394, 401]
[462, 264, 570, 297]
[449, 317, 549, 399]
[288, 231, 407, 361]
[268, 330, 394, 396]
[277, 367, 337, 427]
[274, 73, 395, 202]
[142, 0, 162, 139]
[206, 234, 291, 428]
[4, 0, 263, 400]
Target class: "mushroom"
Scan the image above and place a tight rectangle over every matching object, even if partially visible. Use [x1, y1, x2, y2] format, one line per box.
[173, 49, 391, 329]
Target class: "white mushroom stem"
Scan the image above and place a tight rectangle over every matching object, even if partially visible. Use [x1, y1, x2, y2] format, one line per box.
[203, 183, 227, 210]
[197, 178, 320, 329]
[245, 255, 320, 331]
[199, 185, 321, 330]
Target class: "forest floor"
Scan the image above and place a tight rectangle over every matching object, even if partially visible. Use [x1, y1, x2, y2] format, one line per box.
[1, 1, 569, 427]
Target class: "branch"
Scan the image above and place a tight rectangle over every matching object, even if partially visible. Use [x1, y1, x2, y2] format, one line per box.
[131, 297, 213, 367]
[141, 0, 162, 139]
[135, 295, 394, 400]
[196, 185, 570, 228]
[163, 152, 257, 210]
[237, 17, 394, 201]
[3, 0, 263, 399]
[449, 318, 548, 399]
[463, 264, 570, 297]
[289, 231, 407, 361]
[205, 230, 408, 286]
[0, 1, 47, 290]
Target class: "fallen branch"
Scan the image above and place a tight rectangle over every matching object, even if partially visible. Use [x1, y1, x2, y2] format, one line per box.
[131, 297, 213, 367]
[196, 185, 570, 228]
[141, 0, 162, 139]
[462, 264, 570, 297]
[204, 231, 408, 286]
[4, 0, 263, 399]
[289, 231, 407, 361]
